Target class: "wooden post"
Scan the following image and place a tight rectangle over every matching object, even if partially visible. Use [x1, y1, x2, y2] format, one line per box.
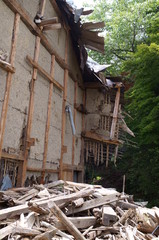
[72, 81, 77, 180]
[0, 13, 20, 159]
[21, 0, 46, 186]
[81, 89, 86, 181]
[59, 31, 69, 180]
[41, 55, 55, 183]
[110, 87, 120, 139]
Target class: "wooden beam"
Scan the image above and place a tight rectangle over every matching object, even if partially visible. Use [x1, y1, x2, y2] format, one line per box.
[1, 151, 24, 161]
[81, 89, 86, 181]
[59, 30, 69, 180]
[72, 81, 77, 179]
[43, 23, 61, 31]
[110, 87, 120, 139]
[82, 21, 105, 30]
[0, 187, 94, 221]
[0, 13, 20, 160]
[55, 216, 96, 230]
[66, 193, 120, 216]
[82, 131, 123, 145]
[26, 55, 63, 91]
[2, 0, 78, 83]
[41, 55, 55, 183]
[63, 163, 83, 171]
[48, 201, 87, 240]
[22, 0, 46, 186]
[37, 17, 58, 26]
[27, 167, 59, 173]
[0, 59, 15, 73]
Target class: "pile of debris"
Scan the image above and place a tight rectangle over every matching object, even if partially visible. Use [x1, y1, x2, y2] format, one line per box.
[0, 180, 159, 239]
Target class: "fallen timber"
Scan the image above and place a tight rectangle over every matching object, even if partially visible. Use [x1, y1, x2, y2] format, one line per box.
[0, 180, 159, 239]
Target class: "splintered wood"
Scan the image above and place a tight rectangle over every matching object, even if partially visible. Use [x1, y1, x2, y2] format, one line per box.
[0, 180, 159, 239]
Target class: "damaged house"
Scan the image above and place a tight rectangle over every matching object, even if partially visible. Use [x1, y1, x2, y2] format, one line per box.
[0, 0, 131, 188]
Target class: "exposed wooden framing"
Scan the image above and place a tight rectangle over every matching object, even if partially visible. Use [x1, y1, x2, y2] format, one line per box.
[27, 167, 59, 174]
[71, 81, 77, 179]
[3, 0, 77, 83]
[37, 17, 58, 26]
[81, 89, 86, 181]
[0, 13, 20, 160]
[21, 0, 46, 186]
[66, 193, 120, 216]
[59, 31, 69, 180]
[63, 163, 83, 172]
[82, 131, 122, 145]
[26, 55, 63, 91]
[1, 151, 24, 161]
[110, 87, 121, 139]
[43, 23, 61, 31]
[41, 55, 55, 183]
[0, 59, 15, 73]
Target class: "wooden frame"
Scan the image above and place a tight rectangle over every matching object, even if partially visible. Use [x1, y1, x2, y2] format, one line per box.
[41, 55, 55, 183]
[0, 13, 20, 159]
[21, 0, 46, 186]
[59, 30, 69, 180]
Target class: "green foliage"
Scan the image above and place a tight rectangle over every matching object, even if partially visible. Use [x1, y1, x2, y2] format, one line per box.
[83, 0, 159, 75]
[83, 0, 159, 205]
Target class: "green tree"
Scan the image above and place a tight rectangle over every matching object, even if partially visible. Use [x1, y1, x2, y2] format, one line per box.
[84, 0, 159, 74]
[83, 0, 159, 205]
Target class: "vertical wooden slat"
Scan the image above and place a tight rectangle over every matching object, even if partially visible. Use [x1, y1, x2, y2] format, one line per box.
[59, 31, 69, 180]
[0, 13, 20, 159]
[81, 89, 86, 181]
[72, 81, 77, 180]
[110, 87, 120, 139]
[106, 144, 109, 168]
[41, 55, 55, 183]
[21, 0, 46, 186]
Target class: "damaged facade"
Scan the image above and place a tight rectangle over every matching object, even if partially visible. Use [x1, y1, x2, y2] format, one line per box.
[0, 0, 130, 188]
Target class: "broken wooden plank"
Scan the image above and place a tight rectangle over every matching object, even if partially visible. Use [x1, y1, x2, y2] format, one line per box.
[110, 87, 120, 139]
[66, 193, 120, 216]
[82, 21, 105, 30]
[48, 201, 87, 240]
[0, 187, 94, 220]
[0, 13, 20, 161]
[43, 23, 61, 31]
[0, 59, 15, 73]
[82, 131, 123, 145]
[55, 216, 96, 230]
[37, 17, 58, 26]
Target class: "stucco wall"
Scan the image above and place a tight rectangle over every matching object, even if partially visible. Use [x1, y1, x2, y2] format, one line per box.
[0, 0, 84, 184]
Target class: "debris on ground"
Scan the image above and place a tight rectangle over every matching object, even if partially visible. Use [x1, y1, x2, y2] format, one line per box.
[0, 180, 159, 239]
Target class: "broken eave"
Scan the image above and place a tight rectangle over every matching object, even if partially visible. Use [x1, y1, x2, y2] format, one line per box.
[55, 0, 105, 72]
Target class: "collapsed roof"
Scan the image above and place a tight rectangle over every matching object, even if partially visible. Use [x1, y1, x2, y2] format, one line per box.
[55, 0, 124, 89]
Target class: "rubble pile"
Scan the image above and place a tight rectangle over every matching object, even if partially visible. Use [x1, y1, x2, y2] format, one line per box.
[0, 180, 159, 240]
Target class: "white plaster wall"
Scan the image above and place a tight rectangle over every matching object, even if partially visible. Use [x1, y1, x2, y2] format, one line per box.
[3, 20, 35, 151]
[29, 74, 49, 165]
[0, 1, 14, 60]
[0, 0, 85, 181]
